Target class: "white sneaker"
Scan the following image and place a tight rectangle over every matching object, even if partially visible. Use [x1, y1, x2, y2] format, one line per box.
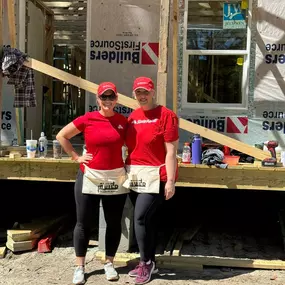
[104, 262, 119, 281]
[72, 266, 85, 284]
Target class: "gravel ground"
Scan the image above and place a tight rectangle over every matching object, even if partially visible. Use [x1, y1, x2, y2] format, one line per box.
[1, 246, 285, 285]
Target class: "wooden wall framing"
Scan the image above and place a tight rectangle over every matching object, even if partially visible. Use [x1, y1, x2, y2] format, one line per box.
[71, 46, 86, 117]
[27, 0, 54, 138]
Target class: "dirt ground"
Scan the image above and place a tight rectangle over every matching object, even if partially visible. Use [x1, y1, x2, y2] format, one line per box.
[1, 246, 285, 285]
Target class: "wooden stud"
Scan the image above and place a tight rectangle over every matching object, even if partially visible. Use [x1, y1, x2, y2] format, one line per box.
[0, 0, 3, 148]
[43, 11, 54, 139]
[183, 224, 202, 242]
[172, 0, 178, 113]
[7, 0, 23, 145]
[157, 0, 170, 107]
[172, 229, 187, 256]
[164, 229, 180, 256]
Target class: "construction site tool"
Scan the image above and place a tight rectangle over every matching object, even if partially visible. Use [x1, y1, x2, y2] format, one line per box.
[262, 141, 278, 167]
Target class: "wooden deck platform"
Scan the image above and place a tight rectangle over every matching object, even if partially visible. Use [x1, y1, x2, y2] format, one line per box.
[1, 158, 285, 191]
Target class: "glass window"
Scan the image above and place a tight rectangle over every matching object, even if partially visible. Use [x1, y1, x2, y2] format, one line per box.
[187, 1, 248, 50]
[183, 0, 251, 108]
[187, 55, 244, 104]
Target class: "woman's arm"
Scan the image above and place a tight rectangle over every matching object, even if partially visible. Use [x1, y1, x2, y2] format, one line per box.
[164, 139, 178, 200]
[56, 122, 82, 161]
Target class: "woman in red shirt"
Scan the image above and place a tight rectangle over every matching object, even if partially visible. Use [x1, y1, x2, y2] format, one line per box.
[56, 82, 128, 284]
[124, 77, 179, 285]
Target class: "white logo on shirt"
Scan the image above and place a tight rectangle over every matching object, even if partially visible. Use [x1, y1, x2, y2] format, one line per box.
[118, 124, 124, 129]
[132, 119, 158, 125]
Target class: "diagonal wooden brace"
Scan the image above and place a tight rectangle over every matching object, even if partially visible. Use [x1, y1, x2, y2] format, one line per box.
[23, 58, 270, 161]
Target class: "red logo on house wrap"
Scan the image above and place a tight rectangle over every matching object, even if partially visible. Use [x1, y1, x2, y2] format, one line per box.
[141, 43, 159, 65]
[226, 117, 248, 134]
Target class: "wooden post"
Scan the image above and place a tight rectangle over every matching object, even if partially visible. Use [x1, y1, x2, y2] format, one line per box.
[172, 0, 178, 113]
[43, 11, 54, 139]
[156, 0, 170, 107]
[0, 0, 3, 147]
[7, 0, 23, 145]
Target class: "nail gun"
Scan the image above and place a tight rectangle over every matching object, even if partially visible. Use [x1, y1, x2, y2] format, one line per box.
[262, 141, 278, 167]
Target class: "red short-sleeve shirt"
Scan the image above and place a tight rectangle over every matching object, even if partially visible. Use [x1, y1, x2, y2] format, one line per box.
[125, 105, 179, 181]
[73, 111, 127, 172]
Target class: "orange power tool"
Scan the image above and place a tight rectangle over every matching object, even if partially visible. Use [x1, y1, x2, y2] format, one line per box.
[262, 141, 278, 167]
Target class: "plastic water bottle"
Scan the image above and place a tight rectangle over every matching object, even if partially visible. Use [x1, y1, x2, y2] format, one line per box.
[182, 142, 191, 164]
[191, 134, 202, 164]
[38, 132, 48, 158]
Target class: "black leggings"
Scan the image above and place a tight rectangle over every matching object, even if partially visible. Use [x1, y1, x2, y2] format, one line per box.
[130, 182, 165, 262]
[74, 170, 127, 257]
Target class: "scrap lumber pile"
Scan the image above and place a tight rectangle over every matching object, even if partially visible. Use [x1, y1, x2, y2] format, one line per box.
[6, 216, 66, 253]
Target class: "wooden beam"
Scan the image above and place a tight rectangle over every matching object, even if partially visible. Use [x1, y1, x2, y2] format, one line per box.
[24, 59, 139, 110]
[7, 0, 23, 145]
[172, 0, 178, 113]
[23, 58, 270, 161]
[0, 0, 3, 148]
[43, 12, 54, 139]
[54, 15, 86, 21]
[177, 164, 285, 191]
[42, 1, 79, 8]
[157, 0, 170, 106]
[7, 0, 16, 48]
[52, 8, 86, 15]
[29, 0, 54, 15]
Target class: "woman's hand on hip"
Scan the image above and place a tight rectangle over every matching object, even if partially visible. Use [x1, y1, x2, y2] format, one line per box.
[75, 153, 93, 164]
[164, 181, 175, 200]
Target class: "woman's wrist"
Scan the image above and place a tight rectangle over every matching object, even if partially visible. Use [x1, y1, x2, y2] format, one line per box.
[71, 154, 79, 161]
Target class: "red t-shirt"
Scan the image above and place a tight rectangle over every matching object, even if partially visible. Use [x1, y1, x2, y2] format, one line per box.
[73, 111, 127, 172]
[125, 105, 179, 182]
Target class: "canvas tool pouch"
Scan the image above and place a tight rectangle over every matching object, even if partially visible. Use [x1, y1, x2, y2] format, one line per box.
[82, 165, 129, 195]
[123, 165, 162, 194]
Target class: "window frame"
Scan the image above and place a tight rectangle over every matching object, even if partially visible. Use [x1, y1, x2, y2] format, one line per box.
[182, 0, 253, 111]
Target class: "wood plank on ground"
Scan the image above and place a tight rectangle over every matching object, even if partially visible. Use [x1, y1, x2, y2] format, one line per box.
[95, 251, 285, 270]
[8, 215, 67, 242]
[0, 247, 6, 258]
[6, 236, 38, 252]
[172, 228, 187, 256]
[183, 224, 202, 242]
[172, 224, 202, 256]
[164, 228, 180, 256]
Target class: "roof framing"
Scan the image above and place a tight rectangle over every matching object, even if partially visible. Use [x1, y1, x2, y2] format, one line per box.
[42, 0, 86, 49]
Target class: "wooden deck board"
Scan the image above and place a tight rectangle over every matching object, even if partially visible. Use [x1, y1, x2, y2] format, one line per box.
[1, 158, 285, 191]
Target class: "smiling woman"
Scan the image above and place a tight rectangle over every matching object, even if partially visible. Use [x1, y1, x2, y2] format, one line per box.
[55, 81, 129, 283]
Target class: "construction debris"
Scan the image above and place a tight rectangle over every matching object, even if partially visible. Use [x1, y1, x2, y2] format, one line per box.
[6, 216, 67, 253]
